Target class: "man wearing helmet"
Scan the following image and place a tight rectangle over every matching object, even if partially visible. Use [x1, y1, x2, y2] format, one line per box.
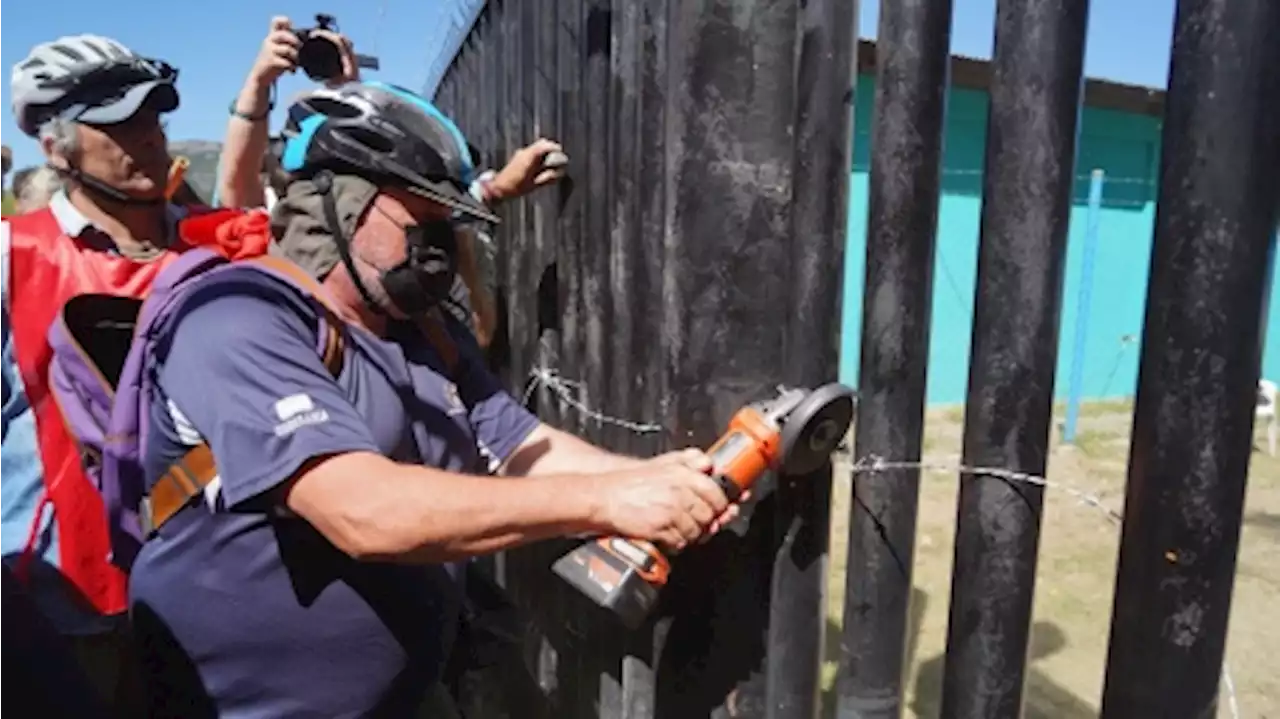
[2, 34, 273, 714]
[128, 81, 738, 717]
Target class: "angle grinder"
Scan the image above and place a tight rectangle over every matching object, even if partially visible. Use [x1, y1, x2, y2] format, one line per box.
[551, 383, 855, 628]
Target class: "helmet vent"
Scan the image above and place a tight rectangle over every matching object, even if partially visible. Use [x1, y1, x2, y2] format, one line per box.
[307, 96, 362, 120]
[342, 126, 396, 154]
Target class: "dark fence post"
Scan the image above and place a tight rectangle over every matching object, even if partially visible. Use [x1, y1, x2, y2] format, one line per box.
[654, 2, 802, 714]
[837, 1, 951, 716]
[581, 0, 614, 450]
[940, 0, 1090, 716]
[1100, 0, 1280, 715]
[771, 1, 858, 717]
[556, 0, 587, 442]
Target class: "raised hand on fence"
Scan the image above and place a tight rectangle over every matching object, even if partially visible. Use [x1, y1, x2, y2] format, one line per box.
[480, 138, 568, 204]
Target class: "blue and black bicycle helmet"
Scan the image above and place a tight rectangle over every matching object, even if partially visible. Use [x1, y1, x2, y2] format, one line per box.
[278, 81, 498, 224]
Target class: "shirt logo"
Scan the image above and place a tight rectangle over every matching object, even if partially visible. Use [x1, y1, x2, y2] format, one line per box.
[167, 399, 204, 446]
[273, 393, 330, 437]
[442, 381, 465, 417]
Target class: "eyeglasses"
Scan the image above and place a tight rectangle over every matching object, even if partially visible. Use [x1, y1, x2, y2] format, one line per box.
[372, 198, 456, 230]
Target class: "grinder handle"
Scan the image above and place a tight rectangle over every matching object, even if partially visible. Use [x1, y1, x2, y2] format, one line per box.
[706, 406, 785, 501]
[573, 408, 782, 580]
[598, 414, 778, 575]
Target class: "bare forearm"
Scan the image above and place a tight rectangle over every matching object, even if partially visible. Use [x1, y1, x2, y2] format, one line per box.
[503, 424, 647, 477]
[287, 452, 606, 563]
[218, 79, 271, 208]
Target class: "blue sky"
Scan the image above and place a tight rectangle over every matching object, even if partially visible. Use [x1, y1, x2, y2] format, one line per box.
[1, 0, 1175, 174]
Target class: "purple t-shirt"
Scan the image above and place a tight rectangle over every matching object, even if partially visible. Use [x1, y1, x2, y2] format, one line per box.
[128, 279, 538, 718]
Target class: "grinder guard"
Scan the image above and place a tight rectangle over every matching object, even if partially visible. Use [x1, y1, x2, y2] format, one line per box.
[779, 383, 856, 475]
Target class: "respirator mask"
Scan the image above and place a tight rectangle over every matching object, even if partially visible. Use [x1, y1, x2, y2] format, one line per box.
[377, 219, 458, 316]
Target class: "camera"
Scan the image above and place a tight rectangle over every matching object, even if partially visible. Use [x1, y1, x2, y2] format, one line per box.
[295, 14, 380, 82]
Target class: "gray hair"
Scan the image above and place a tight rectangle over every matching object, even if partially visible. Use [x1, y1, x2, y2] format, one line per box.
[37, 117, 80, 160]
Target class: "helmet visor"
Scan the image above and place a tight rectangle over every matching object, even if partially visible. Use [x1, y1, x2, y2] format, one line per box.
[51, 57, 180, 125]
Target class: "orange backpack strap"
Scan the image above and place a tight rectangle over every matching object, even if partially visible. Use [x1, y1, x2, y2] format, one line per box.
[144, 258, 346, 534]
[246, 255, 347, 375]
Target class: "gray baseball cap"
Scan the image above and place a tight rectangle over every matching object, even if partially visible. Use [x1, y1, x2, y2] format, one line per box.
[12, 35, 179, 136]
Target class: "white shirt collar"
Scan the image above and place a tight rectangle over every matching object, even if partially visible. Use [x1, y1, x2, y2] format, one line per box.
[47, 190, 188, 246]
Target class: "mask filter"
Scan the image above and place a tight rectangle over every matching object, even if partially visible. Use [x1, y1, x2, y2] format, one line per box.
[379, 220, 458, 316]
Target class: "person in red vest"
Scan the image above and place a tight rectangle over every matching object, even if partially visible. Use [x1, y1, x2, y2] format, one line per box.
[1, 34, 269, 714]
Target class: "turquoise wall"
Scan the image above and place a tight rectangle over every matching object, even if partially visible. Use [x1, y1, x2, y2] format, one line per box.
[839, 75, 1280, 405]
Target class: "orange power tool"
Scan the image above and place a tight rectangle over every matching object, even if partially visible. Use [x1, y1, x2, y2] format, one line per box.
[551, 383, 856, 629]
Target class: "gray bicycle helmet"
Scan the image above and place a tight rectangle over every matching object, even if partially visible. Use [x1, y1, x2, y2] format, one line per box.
[11, 34, 178, 137]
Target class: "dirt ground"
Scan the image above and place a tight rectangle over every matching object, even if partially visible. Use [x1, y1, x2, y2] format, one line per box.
[821, 400, 1279, 718]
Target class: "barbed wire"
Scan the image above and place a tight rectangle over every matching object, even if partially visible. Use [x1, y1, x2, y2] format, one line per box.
[852, 455, 1122, 523]
[422, 0, 486, 98]
[523, 365, 1241, 718]
[525, 367, 663, 434]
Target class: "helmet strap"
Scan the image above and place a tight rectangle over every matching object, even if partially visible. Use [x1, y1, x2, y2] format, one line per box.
[52, 164, 167, 207]
[316, 171, 387, 315]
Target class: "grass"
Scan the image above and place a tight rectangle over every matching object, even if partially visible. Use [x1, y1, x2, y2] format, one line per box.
[1070, 428, 1118, 458]
[821, 399, 1280, 718]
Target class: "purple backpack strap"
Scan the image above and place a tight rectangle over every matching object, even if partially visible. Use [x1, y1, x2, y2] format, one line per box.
[100, 252, 346, 570]
[98, 248, 234, 568]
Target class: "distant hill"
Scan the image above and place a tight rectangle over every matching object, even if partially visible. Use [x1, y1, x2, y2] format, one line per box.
[169, 139, 222, 205]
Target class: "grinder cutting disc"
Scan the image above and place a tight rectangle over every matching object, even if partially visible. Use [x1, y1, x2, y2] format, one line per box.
[779, 383, 856, 475]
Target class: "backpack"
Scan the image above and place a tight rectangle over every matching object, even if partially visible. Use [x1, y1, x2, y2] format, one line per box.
[47, 247, 351, 570]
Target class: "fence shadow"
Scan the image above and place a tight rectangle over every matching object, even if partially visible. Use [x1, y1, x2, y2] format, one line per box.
[819, 589, 1094, 718]
[1243, 510, 1280, 540]
[818, 586, 929, 719]
[910, 621, 1094, 719]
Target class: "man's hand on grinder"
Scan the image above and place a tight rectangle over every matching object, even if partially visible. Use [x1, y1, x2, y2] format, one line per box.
[592, 448, 737, 552]
[646, 449, 748, 537]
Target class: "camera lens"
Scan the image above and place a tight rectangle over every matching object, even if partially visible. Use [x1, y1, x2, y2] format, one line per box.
[297, 33, 342, 82]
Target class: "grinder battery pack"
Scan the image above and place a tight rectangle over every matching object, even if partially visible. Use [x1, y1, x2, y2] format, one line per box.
[551, 383, 855, 628]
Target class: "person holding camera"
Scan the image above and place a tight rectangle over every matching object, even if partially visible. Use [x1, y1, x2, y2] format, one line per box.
[217, 15, 363, 211]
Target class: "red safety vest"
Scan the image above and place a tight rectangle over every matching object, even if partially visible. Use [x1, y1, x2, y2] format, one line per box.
[7, 205, 271, 615]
